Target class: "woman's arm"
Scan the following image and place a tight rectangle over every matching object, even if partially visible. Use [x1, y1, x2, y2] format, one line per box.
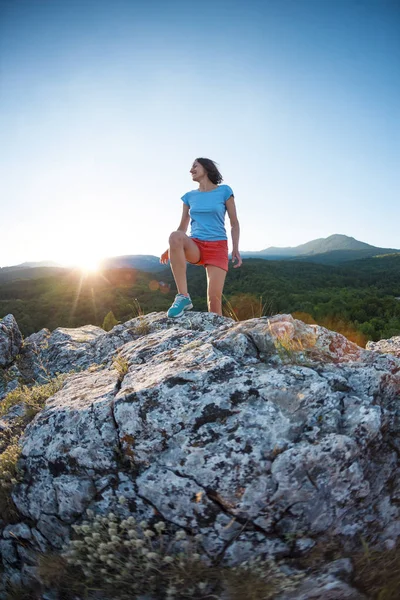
[177, 204, 190, 233]
[160, 205, 190, 264]
[226, 196, 242, 268]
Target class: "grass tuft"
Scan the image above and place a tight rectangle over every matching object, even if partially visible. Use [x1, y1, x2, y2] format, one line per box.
[268, 322, 317, 365]
[223, 293, 273, 322]
[130, 298, 145, 318]
[0, 374, 67, 420]
[134, 317, 150, 336]
[352, 543, 400, 600]
[0, 436, 22, 522]
[112, 354, 129, 381]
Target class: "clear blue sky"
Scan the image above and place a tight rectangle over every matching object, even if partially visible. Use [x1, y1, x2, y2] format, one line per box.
[0, 0, 399, 267]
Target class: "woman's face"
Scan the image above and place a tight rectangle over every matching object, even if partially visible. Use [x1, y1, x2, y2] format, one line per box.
[190, 160, 206, 182]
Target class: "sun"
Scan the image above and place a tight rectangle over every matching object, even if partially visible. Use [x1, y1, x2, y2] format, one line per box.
[77, 256, 101, 273]
[56, 251, 104, 273]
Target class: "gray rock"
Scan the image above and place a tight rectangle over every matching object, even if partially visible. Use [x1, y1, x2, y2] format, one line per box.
[30, 527, 49, 552]
[1, 567, 23, 589]
[0, 539, 18, 565]
[3, 522, 31, 540]
[18, 311, 232, 381]
[16, 544, 37, 565]
[36, 514, 70, 549]
[20, 323, 105, 381]
[280, 573, 366, 599]
[0, 402, 25, 443]
[1, 311, 400, 597]
[367, 335, 400, 358]
[18, 327, 51, 383]
[0, 315, 23, 368]
[21, 564, 41, 586]
[0, 364, 21, 401]
[323, 558, 353, 580]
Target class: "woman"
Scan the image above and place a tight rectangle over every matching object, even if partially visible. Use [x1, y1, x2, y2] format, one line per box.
[160, 157, 242, 318]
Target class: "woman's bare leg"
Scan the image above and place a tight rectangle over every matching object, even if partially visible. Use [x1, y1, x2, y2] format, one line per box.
[169, 231, 201, 295]
[205, 265, 227, 315]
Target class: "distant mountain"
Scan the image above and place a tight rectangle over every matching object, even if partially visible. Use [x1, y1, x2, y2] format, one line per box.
[289, 249, 400, 265]
[0, 267, 67, 283]
[3, 236, 399, 281]
[99, 255, 167, 272]
[0, 260, 62, 272]
[0, 256, 167, 282]
[241, 234, 400, 263]
[19, 260, 62, 268]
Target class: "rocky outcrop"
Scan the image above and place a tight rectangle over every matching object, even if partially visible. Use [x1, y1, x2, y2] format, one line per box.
[1, 312, 400, 598]
[367, 335, 400, 358]
[0, 315, 23, 401]
[0, 315, 23, 368]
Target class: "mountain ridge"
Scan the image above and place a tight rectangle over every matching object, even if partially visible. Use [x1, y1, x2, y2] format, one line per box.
[241, 233, 399, 258]
[1, 234, 399, 274]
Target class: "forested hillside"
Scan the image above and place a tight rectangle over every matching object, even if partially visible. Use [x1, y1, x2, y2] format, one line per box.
[0, 255, 399, 345]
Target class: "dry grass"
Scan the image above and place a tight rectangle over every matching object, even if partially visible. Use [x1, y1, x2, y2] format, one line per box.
[0, 366, 18, 387]
[291, 311, 367, 347]
[134, 317, 151, 336]
[352, 543, 400, 599]
[37, 553, 85, 599]
[4, 583, 42, 600]
[269, 326, 317, 365]
[223, 293, 273, 322]
[130, 298, 145, 318]
[223, 557, 304, 600]
[297, 536, 400, 600]
[112, 354, 129, 381]
[0, 374, 67, 420]
[0, 437, 22, 522]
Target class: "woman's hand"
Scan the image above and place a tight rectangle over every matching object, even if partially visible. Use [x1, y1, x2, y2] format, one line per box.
[231, 249, 242, 268]
[160, 249, 169, 264]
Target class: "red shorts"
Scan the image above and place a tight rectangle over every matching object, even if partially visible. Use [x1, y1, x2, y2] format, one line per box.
[188, 238, 229, 272]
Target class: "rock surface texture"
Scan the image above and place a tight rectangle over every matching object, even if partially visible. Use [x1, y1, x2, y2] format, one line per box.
[1, 311, 400, 598]
[0, 315, 23, 368]
[367, 335, 400, 358]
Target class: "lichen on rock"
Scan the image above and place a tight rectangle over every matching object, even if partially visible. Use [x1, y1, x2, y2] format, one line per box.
[0, 310, 399, 598]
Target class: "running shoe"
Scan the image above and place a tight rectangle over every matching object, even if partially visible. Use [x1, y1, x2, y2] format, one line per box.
[167, 294, 193, 318]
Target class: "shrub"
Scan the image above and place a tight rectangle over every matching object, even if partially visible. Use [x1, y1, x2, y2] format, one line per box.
[58, 512, 213, 599]
[40, 506, 305, 600]
[102, 311, 119, 332]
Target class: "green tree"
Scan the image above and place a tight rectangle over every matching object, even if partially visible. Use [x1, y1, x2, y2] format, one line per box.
[102, 310, 119, 332]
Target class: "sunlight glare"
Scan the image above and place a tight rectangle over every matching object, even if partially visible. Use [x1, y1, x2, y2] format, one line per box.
[77, 256, 101, 274]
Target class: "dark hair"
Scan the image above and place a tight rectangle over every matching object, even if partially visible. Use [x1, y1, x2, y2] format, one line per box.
[195, 157, 223, 185]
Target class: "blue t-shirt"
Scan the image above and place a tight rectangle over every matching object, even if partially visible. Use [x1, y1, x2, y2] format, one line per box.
[181, 184, 234, 241]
